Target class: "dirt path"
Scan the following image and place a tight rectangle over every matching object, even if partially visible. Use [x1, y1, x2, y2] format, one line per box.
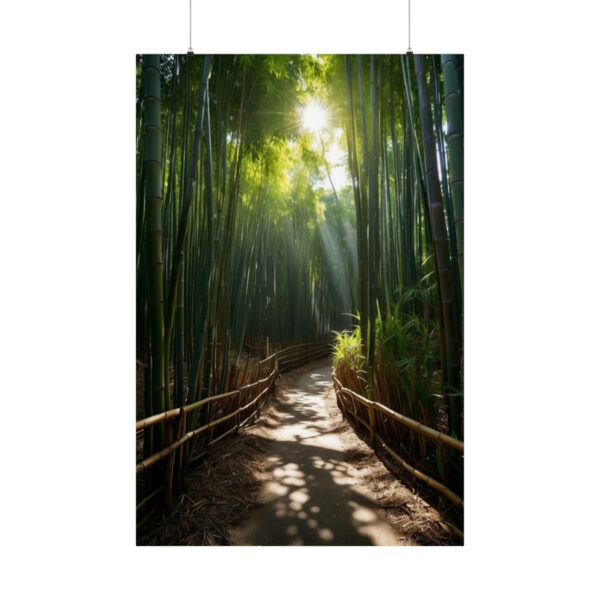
[231, 361, 407, 545]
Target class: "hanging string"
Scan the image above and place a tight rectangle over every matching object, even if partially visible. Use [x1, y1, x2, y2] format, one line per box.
[188, 0, 193, 54]
[407, 0, 413, 54]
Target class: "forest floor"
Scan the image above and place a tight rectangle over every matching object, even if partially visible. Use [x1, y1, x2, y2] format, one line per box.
[137, 359, 462, 545]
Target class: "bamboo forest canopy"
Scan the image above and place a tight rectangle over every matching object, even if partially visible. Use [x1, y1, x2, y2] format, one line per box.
[137, 54, 463, 427]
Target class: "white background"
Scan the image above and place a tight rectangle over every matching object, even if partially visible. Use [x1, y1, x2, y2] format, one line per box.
[1, 0, 598, 598]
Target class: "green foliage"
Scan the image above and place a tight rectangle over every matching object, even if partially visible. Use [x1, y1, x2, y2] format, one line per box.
[137, 51, 463, 464]
[377, 303, 438, 374]
[333, 326, 364, 371]
[376, 300, 440, 416]
[333, 289, 441, 424]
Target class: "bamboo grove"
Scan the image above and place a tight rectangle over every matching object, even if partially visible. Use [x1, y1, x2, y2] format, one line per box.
[136, 54, 463, 498]
[333, 54, 463, 495]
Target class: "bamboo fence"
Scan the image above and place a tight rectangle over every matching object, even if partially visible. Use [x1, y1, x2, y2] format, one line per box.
[136, 341, 330, 519]
[332, 373, 464, 508]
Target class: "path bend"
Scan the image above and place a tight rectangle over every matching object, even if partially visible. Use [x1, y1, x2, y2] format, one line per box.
[231, 362, 406, 545]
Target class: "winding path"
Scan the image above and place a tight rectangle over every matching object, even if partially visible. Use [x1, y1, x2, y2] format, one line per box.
[231, 362, 405, 545]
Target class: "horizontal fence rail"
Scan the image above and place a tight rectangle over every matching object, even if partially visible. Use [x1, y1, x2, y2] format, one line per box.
[332, 373, 464, 509]
[136, 340, 330, 519]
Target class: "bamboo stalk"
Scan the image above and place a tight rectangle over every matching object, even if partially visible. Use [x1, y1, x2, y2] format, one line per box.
[142, 54, 166, 450]
[348, 406, 372, 433]
[239, 384, 270, 412]
[238, 410, 258, 430]
[137, 380, 273, 473]
[374, 431, 463, 507]
[368, 403, 376, 446]
[345, 55, 368, 360]
[176, 410, 187, 478]
[367, 54, 379, 400]
[137, 427, 202, 473]
[332, 374, 463, 452]
[137, 341, 319, 435]
[136, 504, 160, 530]
[238, 368, 275, 390]
[335, 383, 374, 439]
[164, 56, 212, 411]
[136, 406, 181, 431]
[207, 423, 238, 447]
[136, 388, 238, 431]
[446, 521, 464, 541]
[374, 401, 463, 452]
[235, 389, 241, 431]
[137, 408, 235, 473]
[238, 378, 264, 391]
[186, 449, 208, 468]
[268, 340, 329, 364]
[183, 389, 237, 414]
[441, 54, 464, 291]
[414, 54, 461, 437]
[136, 485, 164, 512]
[164, 420, 175, 512]
[337, 391, 368, 428]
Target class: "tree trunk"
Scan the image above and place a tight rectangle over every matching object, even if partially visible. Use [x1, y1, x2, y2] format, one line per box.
[414, 55, 462, 437]
[142, 55, 166, 450]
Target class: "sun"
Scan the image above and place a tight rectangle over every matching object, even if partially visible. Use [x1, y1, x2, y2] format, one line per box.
[300, 101, 329, 134]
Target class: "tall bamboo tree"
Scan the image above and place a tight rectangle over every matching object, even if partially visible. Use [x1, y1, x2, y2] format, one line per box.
[414, 55, 461, 436]
[344, 55, 368, 360]
[367, 55, 379, 398]
[164, 55, 212, 410]
[142, 55, 166, 449]
[441, 54, 464, 294]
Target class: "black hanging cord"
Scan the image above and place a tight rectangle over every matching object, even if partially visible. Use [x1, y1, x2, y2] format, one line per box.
[188, 0, 193, 54]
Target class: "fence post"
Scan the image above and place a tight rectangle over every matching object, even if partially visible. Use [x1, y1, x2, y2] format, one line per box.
[368, 404, 376, 447]
[235, 390, 241, 431]
[176, 409, 187, 482]
[349, 391, 358, 420]
[164, 420, 175, 513]
[336, 384, 345, 416]
[256, 381, 262, 420]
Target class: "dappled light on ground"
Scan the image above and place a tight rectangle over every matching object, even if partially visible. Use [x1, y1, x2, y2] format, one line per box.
[231, 364, 404, 545]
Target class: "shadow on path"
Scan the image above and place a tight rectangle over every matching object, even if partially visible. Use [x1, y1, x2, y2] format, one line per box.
[231, 365, 403, 545]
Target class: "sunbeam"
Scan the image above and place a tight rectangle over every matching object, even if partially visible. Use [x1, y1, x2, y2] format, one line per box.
[300, 101, 329, 134]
